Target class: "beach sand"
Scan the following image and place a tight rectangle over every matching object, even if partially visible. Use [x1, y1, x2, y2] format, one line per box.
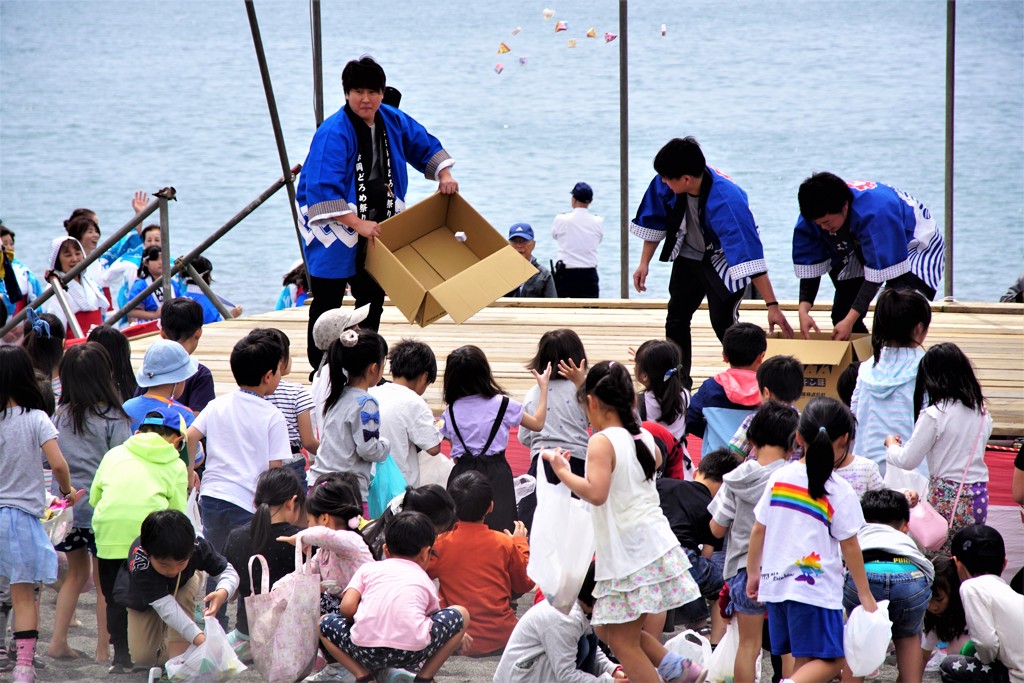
[24, 584, 937, 682]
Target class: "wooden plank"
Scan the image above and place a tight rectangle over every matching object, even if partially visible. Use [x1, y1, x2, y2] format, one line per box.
[132, 299, 1024, 436]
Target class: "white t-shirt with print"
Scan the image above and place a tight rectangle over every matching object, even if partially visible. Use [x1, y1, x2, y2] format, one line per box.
[752, 462, 864, 610]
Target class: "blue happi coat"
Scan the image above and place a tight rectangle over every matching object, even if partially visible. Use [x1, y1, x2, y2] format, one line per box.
[629, 167, 767, 293]
[295, 104, 452, 279]
[792, 181, 943, 290]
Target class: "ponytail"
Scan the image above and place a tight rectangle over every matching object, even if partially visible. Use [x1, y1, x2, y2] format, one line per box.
[306, 479, 363, 530]
[250, 468, 306, 551]
[797, 397, 856, 500]
[582, 360, 656, 481]
[324, 329, 389, 412]
[634, 340, 688, 424]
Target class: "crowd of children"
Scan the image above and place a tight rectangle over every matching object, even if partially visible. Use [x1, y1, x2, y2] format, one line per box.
[1, 276, 1023, 683]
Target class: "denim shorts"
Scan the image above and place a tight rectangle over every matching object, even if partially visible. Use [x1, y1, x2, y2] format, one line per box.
[725, 569, 765, 616]
[842, 569, 931, 639]
[685, 548, 724, 600]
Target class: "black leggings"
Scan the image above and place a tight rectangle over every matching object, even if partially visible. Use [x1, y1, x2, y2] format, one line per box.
[305, 238, 385, 369]
[97, 558, 130, 667]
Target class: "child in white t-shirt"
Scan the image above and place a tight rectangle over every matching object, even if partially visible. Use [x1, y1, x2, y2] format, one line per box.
[369, 339, 442, 488]
[746, 396, 877, 683]
[186, 331, 291, 626]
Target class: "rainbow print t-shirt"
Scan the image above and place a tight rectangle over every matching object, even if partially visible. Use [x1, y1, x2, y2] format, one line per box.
[752, 462, 864, 609]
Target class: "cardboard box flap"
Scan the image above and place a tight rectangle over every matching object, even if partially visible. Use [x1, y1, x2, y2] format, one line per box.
[427, 250, 537, 324]
[850, 335, 874, 362]
[766, 338, 850, 366]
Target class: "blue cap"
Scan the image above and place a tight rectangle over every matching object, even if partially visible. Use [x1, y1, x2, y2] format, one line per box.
[508, 223, 535, 241]
[571, 182, 593, 203]
[140, 408, 188, 438]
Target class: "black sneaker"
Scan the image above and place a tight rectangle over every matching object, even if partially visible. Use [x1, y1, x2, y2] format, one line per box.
[108, 662, 135, 675]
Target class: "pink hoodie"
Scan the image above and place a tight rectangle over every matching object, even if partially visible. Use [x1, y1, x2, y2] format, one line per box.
[713, 368, 761, 406]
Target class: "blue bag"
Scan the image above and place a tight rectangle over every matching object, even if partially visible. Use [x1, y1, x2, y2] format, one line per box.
[367, 455, 408, 519]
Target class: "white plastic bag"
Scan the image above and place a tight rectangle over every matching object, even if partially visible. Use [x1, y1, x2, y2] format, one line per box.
[39, 494, 74, 545]
[883, 466, 928, 498]
[186, 489, 204, 537]
[513, 474, 536, 505]
[526, 470, 595, 614]
[417, 450, 454, 488]
[706, 620, 760, 682]
[844, 600, 892, 677]
[165, 618, 246, 682]
[665, 628, 712, 668]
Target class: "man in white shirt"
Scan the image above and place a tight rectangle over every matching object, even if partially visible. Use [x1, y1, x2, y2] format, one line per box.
[551, 182, 603, 298]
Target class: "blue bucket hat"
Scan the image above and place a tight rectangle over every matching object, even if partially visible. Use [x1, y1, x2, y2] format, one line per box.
[137, 339, 199, 388]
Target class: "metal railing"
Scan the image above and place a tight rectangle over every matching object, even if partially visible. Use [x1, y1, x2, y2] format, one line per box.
[0, 166, 301, 338]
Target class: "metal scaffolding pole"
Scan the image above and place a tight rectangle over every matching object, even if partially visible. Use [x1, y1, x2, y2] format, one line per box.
[944, 0, 956, 300]
[310, 0, 324, 128]
[618, 0, 630, 299]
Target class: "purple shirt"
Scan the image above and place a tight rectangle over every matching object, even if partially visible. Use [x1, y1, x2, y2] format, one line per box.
[441, 395, 524, 458]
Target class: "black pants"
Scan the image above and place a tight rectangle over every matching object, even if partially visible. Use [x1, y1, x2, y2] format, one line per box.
[554, 267, 600, 298]
[830, 270, 936, 333]
[666, 257, 746, 382]
[305, 238, 385, 369]
[97, 558, 130, 667]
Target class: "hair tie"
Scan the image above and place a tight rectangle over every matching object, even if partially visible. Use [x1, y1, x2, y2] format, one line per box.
[347, 516, 361, 530]
[663, 367, 677, 382]
[25, 308, 50, 339]
[340, 329, 359, 348]
[818, 426, 828, 434]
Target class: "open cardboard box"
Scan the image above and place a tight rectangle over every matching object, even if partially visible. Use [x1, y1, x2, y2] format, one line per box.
[365, 193, 537, 326]
[764, 333, 874, 407]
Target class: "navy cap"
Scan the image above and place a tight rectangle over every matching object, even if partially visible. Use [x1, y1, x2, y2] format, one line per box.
[571, 182, 593, 203]
[508, 223, 535, 241]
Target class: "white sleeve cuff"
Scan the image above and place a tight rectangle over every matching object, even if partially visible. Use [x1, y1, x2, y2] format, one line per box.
[795, 261, 831, 279]
[729, 258, 767, 280]
[629, 222, 664, 242]
[864, 260, 910, 283]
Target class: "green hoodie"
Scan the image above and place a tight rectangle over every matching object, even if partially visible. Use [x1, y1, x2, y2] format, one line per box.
[90, 432, 188, 560]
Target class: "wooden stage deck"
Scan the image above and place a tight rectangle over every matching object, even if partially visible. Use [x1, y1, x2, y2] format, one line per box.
[129, 299, 1024, 437]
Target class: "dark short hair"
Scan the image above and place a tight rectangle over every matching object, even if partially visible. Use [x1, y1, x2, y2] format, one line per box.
[798, 172, 854, 222]
[860, 488, 911, 526]
[871, 287, 932, 363]
[722, 322, 767, 367]
[0, 225, 14, 241]
[140, 224, 161, 241]
[697, 447, 743, 482]
[443, 345, 504, 405]
[447, 471, 493, 523]
[653, 137, 706, 180]
[342, 56, 386, 94]
[951, 525, 1005, 577]
[384, 511, 436, 558]
[837, 363, 859, 407]
[140, 509, 195, 561]
[756, 355, 803, 403]
[746, 400, 799, 450]
[230, 331, 283, 387]
[389, 339, 437, 384]
[251, 327, 291, 360]
[527, 329, 586, 380]
[161, 298, 204, 342]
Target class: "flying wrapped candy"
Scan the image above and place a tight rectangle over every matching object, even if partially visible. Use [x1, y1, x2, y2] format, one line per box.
[604, 32, 617, 42]
[555, 20, 568, 32]
[518, 56, 528, 65]
[498, 42, 510, 54]
[586, 27, 596, 38]
[661, 23, 667, 36]
[567, 39, 576, 47]
[494, 63, 504, 74]
[511, 26, 522, 36]
[454, 231, 467, 242]
[543, 8, 554, 19]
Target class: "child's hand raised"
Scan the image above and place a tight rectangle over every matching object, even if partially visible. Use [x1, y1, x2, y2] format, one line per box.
[557, 358, 587, 388]
[276, 533, 300, 546]
[531, 362, 552, 389]
[505, 521, 528, 539]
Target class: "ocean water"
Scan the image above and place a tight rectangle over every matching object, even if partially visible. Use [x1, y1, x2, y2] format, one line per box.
[1, 0, 1021, 316]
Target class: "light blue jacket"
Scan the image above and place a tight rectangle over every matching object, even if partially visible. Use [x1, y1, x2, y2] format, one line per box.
[851, 346, 925, 476]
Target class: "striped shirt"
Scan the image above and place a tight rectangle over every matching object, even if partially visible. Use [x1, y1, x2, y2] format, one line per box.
[266, 380, 315, 451]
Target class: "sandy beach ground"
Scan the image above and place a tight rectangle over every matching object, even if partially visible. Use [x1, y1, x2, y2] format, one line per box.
[17, 584, 940, 683]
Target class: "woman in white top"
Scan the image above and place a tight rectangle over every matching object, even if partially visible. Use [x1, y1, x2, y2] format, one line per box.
[41, 236, 108, 339]
[886, 343, 993, 552]
[544, 361, 704, 683]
